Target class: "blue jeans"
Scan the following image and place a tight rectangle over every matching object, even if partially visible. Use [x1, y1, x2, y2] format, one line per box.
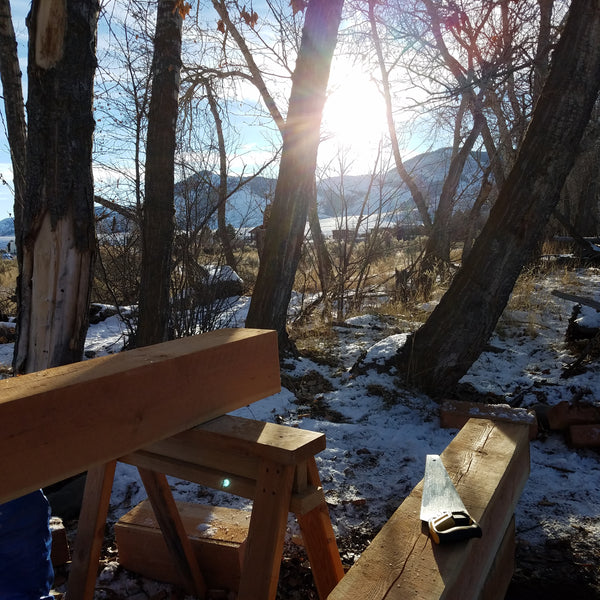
[0, 490, 54, 599]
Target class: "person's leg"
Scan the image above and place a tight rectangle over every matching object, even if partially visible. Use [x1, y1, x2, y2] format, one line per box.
[0, 490, 54, 599]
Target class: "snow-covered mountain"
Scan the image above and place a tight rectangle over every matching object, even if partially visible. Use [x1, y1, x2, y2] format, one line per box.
[0, 147, 488, 238]
[318, 147, 488, 220]
[0, 218, 15, 237]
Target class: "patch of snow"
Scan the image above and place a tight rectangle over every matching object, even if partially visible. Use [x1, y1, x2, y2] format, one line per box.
[575, 304, 600, 329]
[2, 269, 600, 596]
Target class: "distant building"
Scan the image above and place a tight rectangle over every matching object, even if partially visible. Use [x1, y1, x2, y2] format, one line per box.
[332, 229, 353, 242]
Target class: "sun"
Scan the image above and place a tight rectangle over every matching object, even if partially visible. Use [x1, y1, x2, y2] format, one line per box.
[321, 61, 388, 167]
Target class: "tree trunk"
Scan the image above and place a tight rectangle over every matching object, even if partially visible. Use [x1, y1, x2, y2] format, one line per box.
[0, 0, 26, 254]
[135, 0, 183, 348]
[394, 2, 600, 396]
[245, 0, 344, 351]
[419, 103, 483, 285]
[368, 0, 432, 233]
[14, 0, 99, 374]
[534, 0, 554, 103]
[206, 80, 236, 270]
[308, 185, 333, 301]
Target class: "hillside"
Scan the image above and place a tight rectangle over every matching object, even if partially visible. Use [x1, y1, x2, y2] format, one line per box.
[0, 147, 488, 238]
[0, 217, 15, 237]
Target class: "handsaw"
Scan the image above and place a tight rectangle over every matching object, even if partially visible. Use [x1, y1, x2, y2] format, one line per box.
[420, 454, 482, 544]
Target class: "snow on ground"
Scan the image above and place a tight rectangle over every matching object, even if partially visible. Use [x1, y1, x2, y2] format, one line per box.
[2, 268, 600, 597]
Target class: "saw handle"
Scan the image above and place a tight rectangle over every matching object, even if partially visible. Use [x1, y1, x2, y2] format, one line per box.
[429, 511, 482, 544]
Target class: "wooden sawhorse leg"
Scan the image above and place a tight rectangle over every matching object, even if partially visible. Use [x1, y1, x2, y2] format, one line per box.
[138, 468, 207, 596]
[67, 463, 206, 599]
[237, 460, 296, 600]
[66, 461, 116, 600]
[296, 457, 345, 599]
[237, 456, 344, 600]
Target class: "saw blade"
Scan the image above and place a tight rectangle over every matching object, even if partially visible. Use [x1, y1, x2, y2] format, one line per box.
[420, 454, 467, 522]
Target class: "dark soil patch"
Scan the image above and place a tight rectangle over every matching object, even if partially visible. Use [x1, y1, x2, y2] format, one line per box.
[507, 532, 600, 599]
[280, 369, 350, 423]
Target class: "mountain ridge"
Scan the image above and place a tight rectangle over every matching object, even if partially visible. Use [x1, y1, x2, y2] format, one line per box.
[0, 147, 488, 237]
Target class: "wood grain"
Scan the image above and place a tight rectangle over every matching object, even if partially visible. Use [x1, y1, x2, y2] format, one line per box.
[1, 328, 280, 503]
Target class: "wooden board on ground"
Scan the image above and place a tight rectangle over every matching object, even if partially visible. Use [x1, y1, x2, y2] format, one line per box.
[0, 328, 280, 503]
[115, 500, 250, 592]
[327, 418, 530, 600]
[440, 399, 538, 439]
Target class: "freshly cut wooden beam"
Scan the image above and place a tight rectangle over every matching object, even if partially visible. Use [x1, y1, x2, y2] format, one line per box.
[115, 500, 249, 592]
[440, 399, 538, 440]
[0, 329, 280, 503]
[327, 418, 530, 600]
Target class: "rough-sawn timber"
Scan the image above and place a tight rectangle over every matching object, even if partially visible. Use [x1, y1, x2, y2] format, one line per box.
[0, 328, 280, 503]
[328, 418, 530, 600]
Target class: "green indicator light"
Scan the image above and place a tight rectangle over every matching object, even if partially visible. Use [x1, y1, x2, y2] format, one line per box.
[222, 478, 231, 488]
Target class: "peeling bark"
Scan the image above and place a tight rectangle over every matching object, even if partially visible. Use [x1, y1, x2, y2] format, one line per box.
[14, 0, 99, 373]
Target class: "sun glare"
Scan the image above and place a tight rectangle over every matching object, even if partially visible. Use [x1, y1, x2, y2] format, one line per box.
[321, 62, 388, 167]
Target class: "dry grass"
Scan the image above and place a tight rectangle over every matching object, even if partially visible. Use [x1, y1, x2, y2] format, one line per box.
[234, 247, 260, 293]
[0, 259, 17, 288]
[0, 259, 18, 318]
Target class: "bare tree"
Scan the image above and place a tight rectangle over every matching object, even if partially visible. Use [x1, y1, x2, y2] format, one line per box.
[0, 0, 25, 255]
[14, 0, 99, 373]
[135, 0, 184, 347]
[393, 1, 600, 396]
[245, 0, 344, 351]
[209, 0, 333, 298]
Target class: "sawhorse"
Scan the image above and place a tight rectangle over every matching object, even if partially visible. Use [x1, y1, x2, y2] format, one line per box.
[66, 415, 344, 600]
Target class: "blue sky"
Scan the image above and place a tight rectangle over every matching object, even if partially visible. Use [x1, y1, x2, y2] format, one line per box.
[0, 1, 434, 223]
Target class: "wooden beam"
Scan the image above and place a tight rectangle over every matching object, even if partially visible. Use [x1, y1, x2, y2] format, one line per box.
[327, 419, 530, 600]
[478, 517, 516, 600]
[0, 329, 280, 503]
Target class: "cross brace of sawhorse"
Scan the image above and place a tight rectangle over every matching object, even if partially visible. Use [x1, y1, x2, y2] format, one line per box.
[65, 415, 345, 600]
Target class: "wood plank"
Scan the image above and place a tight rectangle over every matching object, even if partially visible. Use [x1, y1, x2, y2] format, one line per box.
[0, 328, 280, 503]
[121, 449, 260, 499]
[327, 419, 530, 600]
[115, 500, 249, 591]
[569, 423, 600, 447]
[547, 400, 600, 430]
[66, 461, 116, 600]
[238, 459, 295, 600]
[140, 415, 325, 479]
[137, 468, 207, 596]
[440, 399, 538, 440]
[192, 415, 326, 464]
